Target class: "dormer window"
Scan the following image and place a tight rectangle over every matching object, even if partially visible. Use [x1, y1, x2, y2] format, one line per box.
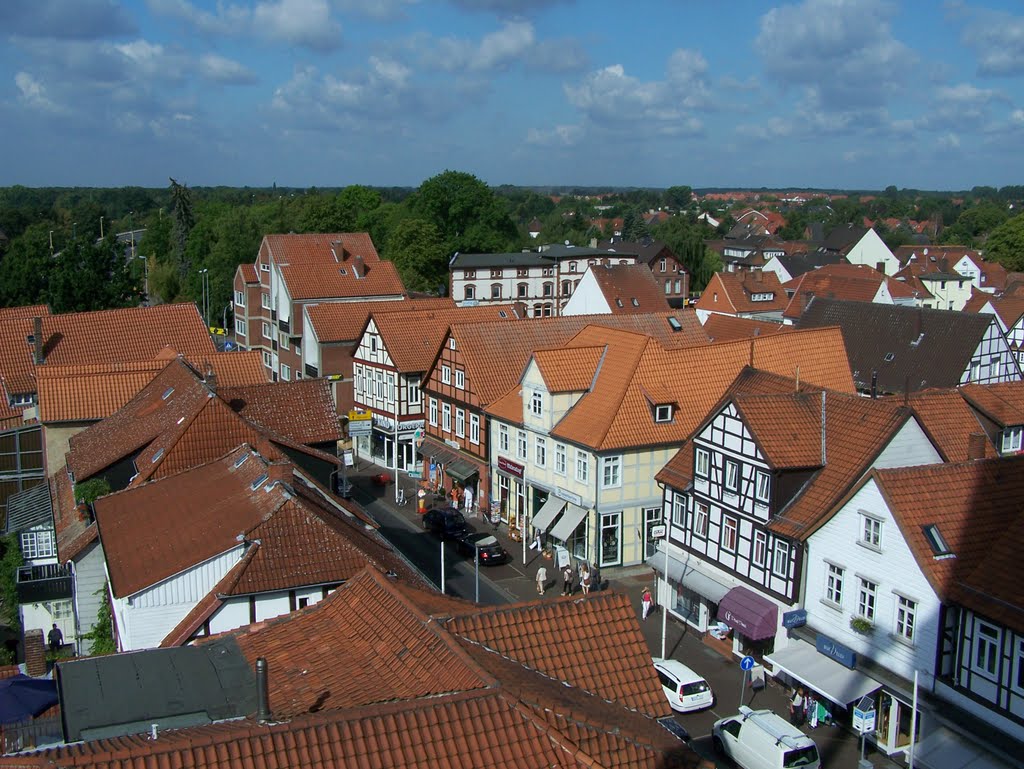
[1001, 426, 1023, 454]
[654, 404, 673, 422]
[750, 292, 775, 302]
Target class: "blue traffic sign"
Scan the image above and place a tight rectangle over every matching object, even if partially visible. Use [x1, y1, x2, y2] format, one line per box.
[740, 655, 756, 671]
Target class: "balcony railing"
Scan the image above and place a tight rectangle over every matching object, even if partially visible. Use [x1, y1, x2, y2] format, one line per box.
[3, 716, 63, 754]
[15, 563, 72, 604]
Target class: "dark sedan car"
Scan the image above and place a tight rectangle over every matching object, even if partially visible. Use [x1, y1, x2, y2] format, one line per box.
[456, 532, 511, 565]
[421, 507, 470, 540]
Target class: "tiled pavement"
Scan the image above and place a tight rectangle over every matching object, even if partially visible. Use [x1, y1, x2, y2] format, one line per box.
[350, 465, 905, 769]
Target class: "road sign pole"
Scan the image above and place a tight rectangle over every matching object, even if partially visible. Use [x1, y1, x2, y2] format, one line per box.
[739, 668, 747, 710]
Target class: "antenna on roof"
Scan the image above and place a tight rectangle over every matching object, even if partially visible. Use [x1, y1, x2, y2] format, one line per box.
[794, 365, 800, 391]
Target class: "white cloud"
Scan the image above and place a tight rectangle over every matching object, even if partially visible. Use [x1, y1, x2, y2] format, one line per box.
[14, 71, 63, 113]
[448, 0, 572, 12]
[525, 123, 583, 146]
[958, 6, 1024, 76]
[1012, 109, 1024, 125]
[199, 54, 257, 84]
[425, 20, 535, 72]
[148, 0, 342, 51]
[937, 132, 961, 149]
[0, 0, 135, 40]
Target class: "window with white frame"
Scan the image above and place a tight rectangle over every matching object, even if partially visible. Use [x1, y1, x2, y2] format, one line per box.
[672, 495, 686, 526]
[442, 403, 451, 432]
[455, 408, 465, 437]
[281, 364, 291, 381]
[234, 290, 245, 307]
[858, 578, 877, 621]
[279, 332, 288, 350]
[575, 450, 589, 482]
[262, 350, 272, 367]
[695, 448, 709, 477]
[491, 284, 502, 299]
[535, 436, 547, 467]
[755, 470, 770, 503]
[469, 414, 480, 444]
[530, 391, 543, 416]
[753, 531, 767, 566]
[724, 459, 739, 493]
[499, 424, 509, 453]
[655, 404, 673, 423]
[721, 516, 738, 551]
[660, 257, 667, 272]
[517, 283, 528, 298]
[895, 595, 917, 643]
[694, 502, 709, 537]
[860, 514, 882, 550]
[554, 443, 566, 475]
[235, 319, 246, 336]
[370, 336, 377, 354]
[441, 365, 451, 384]
[516, 430, 527, 460]
[408, 379, 421, 405]
[262, 322, 271, 339]
[825, 564, 844, 607]
[975, 621, 1000, 676]
[465, 284, 476, 300]
[773, 541, 790, 577]
[260, 263, 270, 273]
[455, 369, 465, 389]
[601, 455, 621, 488]
[1002, 426, 1023, 454]
[261, 292, 271, 309]
[429, 398, 438, 426]
[20, 530, 55, 559]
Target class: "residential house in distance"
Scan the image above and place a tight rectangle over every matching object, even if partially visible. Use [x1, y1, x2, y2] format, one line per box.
[33, 567, 694, 769]
[420, 312, 708, 524]
[595, 238, 690, 306]
[351, 304, 519, 473]
[694, 271, 789, 323]
[96, 445, 425, 651]
[706, 234, 789, 273]
[793, 456, 1024, 768]
[233, 233, 406, 383]
[450, 243, 639, 317]
[795, 298, 1022, 394]
[781, 262, 926, 322]
[562, 263, 672, 316]
[893, 259, 972, 311]
[814, 224, 899, 275]
[959, 382, 1024, 455]
[894, 245, 1008, 294]
[761, 250, 847, 284]
[730, 209, 787, 237]
[300, 297, 454, 410]
[966, 293, 1024, 366]
[652, 383, 941, 659]
[485, 326, 855, 570]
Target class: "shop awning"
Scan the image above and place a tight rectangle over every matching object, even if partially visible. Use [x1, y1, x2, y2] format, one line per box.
[915, 725, 1010, 769]
[716, 586, 778, 641]
[531, 496, 566, 532]
[764, 639, 881, 707]
[445, 461, 478, 482]
[550, 503, 588, 541]
[646, 550, 730, 604]
[421, 440, 460, 466]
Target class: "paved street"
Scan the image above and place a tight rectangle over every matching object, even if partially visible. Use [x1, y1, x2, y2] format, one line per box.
[348, 465, 905, 769]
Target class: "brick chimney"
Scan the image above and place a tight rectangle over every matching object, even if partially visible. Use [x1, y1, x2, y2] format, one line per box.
[24, 628, 46, 677]
[33, 316, 44, 365]
[204, 363, 217, 394]
[352, 255, 365, 278]
[967, 433, 988, 460]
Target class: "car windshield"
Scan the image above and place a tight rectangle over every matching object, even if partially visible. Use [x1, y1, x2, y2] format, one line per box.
[783, 746, 819, 767]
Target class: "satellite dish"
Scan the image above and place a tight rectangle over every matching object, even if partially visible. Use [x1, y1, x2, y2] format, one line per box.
[564, 239, 570, 246]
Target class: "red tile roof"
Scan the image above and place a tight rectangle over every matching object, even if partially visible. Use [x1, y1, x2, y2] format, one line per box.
[695, 271, 788, 316]
[0, 304, 214, 396]
[533, 346, 604, 393]
[262, 233, 406, 301]
[897, 389, 996, 461]
[782, 263, 923, 319]
[305, 298, 454, 344]
[220, 378, 341, 445]
[239, 263, 259, 283]
[585, 263, 672, 313]
[960, 382, 1024, 428]
[976, 295, 1024, 330]
[702, 314, 790, 342]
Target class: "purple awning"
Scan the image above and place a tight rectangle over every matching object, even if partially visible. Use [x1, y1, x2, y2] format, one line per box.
[716, 586, 779, 641]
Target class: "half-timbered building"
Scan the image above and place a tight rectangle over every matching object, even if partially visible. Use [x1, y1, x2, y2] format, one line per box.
[794, 456, 1024, 769]
[653, 385, 943, 657]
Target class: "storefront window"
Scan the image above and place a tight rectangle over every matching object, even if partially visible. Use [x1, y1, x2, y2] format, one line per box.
[599, 512, 621, 566]
[674, 585, 701, 624]
[644, 507, 662, 559]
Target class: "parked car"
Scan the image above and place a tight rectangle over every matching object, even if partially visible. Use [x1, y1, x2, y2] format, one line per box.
[712, 706, 820, 769]
[456, 532, 510, 565]
[652, 658, 714, 713]
[422, 507, 469, 540]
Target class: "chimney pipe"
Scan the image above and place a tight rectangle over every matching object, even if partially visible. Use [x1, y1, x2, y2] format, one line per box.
[967, 433, 987, 460]
[33, 316, 44, 365]
[204, 364, 217, 394]
[256, 657, 271, 723]
[870, 370, 878, 399]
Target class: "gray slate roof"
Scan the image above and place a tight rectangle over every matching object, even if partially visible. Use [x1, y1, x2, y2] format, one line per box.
[4, 481, 52, 535]
[794, 297, 997, 394]
[55, 637, 258, 742]
[820, 224, 868, 253]
[774, 251, 846, 278]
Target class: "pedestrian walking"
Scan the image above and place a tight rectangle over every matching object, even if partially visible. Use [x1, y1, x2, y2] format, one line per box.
[641, 586, 653, 620]
[561, 564, 574, 596]
[789, 687, 805, 726]
[579, 564, 591, 595]
[529, 530, 542, 551]
[536, 564, 548, 595]
[47, 623, 63, 653]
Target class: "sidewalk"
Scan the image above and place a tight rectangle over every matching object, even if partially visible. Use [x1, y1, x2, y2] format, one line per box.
[353, 465, 903, 768]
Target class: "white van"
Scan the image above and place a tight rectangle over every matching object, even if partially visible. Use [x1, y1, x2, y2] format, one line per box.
[712, 706, 821, 769]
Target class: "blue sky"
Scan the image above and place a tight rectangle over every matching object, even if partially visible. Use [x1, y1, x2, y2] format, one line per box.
[1, 0, 1023, 190]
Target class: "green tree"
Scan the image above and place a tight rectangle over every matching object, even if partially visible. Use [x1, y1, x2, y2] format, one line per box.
[48, 234, 141, 313]
[81, 582, 116, 655]
[170, 177, 195, 280]
[0, 223, 54, 306]
[984, 213, 1024, 270]
[386, 218, 448, 292]
[0, 534, 22, 636]
[664, 186, 693, 210]
[409, 171, 519, 256]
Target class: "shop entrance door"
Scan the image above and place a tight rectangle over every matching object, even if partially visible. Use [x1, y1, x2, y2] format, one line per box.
[643, 507, 662, 558]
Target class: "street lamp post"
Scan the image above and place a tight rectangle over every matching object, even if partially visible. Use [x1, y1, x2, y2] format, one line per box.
[199, 269, 209, 327]
[137, 255, 149, 303]
[660, 520, 670, 660]
[48, 231, 54, 255]
[474, 543, 481, 603]
[100, 216, 104, 239]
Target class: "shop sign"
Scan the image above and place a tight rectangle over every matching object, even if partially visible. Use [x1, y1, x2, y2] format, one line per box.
[782, 609, 808, 629]
[853, 697, 876, 733]
[553, 486, 583, 506]
[407, 469, 422, 479]
[347, 418, 372, 437]
[348, 409, 372, 422]
[445, 438, 461, 450]
[373, 413, 395, 430]
[816, 633, 857, 669]
[497, 456, 524, 478]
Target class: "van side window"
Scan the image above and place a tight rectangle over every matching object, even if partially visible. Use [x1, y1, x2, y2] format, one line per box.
[656, 671, 678, 692]
[722, 720, 741, 738]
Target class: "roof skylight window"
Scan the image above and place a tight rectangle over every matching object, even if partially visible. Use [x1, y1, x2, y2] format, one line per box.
[923, 524, 953, 557]
[251, 473, 269, 490]
[162, 387, 175, 400]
